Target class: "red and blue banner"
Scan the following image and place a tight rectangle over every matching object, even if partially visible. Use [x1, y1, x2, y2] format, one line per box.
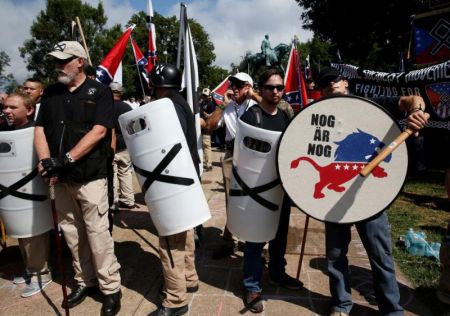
[413, 7, 450, 65]
[96, 25, 135, 85]
[284, 43, 308, 112]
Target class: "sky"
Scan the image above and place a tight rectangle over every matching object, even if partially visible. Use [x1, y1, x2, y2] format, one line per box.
[0, 0, 313, 87]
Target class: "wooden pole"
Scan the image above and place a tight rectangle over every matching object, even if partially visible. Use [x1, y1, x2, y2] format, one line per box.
[75, 16, 92, 66]
[296, 215, 310, 281]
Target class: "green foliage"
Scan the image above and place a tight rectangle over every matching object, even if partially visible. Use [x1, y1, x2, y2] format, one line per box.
[0, 51, 15, 90]
[295, 0, 431, 70]
[19, 0, 108, 83]
[388, 170, 450, 315]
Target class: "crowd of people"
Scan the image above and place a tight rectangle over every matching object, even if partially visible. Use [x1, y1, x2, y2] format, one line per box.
[0, 39, 448, 316]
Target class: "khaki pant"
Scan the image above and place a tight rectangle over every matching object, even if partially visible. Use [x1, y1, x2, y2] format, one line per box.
[159, 229, 198, 308]
[55, 178, 121, 294]
[18, 232, 51, 282]
[113, 150, 135, 206]
[202, 134, 212, 167]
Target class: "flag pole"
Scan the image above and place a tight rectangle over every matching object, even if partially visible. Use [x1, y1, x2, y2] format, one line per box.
[75, 16, 92, 66]
[176, 4, 185, 69]
[130, 36, 146, 99]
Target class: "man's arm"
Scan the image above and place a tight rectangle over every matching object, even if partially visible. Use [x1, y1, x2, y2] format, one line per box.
[398, 95, 425, 113]
[206, 90, 233, 131]
[34, 126, 51, 160]
[67, 124, 108, 161]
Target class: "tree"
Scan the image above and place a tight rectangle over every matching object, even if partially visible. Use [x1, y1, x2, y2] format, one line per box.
[0, 51, 18, 91]
[19, 0, 108, 83]
[295, 0, 429, 70]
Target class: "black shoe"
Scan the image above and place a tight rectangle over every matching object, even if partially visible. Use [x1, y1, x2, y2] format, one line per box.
[212, 243, 235, 259]
[101, 291, 121, 316]
[64, 285, 98, 308]
[268, 273, 303, 291]
[150, 305, 188, 316]
[187, 284, 199, 293]
[243, 290, 263, 313]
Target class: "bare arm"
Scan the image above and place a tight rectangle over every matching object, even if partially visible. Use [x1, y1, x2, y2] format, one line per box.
[68, 124, 108, 161]
[34, 126, 51, 160]
[399, 95, 428, 135]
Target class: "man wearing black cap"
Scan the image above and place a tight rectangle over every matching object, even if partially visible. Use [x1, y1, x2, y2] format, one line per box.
[34, 41, 121, 316]
[317, 66, 425, 316]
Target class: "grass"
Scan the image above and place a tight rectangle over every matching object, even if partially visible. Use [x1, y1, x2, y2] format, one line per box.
[388, 169, 450, 315]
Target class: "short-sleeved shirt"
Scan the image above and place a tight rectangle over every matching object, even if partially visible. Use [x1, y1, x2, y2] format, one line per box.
[36, 78, 114, 181]
[218, 99, 256, 141]
[113, 100, 132, 151]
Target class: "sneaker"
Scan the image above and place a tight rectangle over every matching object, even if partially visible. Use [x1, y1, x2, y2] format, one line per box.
[13, 273, 30, 284]
[243, 291, 263, 313]
[21, 279, 52, 298]
[268, 273, 303, 291]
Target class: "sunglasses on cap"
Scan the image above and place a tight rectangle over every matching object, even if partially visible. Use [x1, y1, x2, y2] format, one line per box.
[263, 84, 285, 91]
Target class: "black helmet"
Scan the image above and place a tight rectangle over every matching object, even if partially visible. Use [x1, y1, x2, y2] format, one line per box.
[149, 64, 182, 88]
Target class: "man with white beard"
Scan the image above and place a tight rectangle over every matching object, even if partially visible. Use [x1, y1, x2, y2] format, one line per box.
[34, 41, 121, 316]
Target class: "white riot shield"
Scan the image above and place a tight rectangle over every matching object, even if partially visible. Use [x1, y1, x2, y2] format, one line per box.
[227, 119, 284, 242]
[0, 127, 52, 238]
[278, 96, 408, 223]
[119, 98, 211, 236]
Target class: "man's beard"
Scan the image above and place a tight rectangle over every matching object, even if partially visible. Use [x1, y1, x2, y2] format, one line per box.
[57, 70, 77, 85]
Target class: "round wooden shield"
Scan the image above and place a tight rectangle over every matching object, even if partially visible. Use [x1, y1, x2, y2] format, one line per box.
[277, 96, 408, 223]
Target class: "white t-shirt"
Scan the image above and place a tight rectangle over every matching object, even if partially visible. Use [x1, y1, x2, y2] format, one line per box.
[218, 98, 256, 141]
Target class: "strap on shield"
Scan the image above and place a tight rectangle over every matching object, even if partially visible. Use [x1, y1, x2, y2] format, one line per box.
[0, 168, 47, 201]
[133, 143, 195, 194]
[229, 165, 279, 211]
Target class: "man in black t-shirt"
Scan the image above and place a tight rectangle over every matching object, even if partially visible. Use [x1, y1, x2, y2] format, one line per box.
[109, 82, 135, 211]
[148, 64, 200, 316]
[34, 41, 121, 316]
[239, 69, 303, 314]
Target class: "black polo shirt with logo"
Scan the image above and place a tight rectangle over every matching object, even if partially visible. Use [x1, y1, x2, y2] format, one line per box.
[36, 78, 114, 182]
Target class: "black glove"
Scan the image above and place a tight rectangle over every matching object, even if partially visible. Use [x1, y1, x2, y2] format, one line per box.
[40, 157, 67, 177]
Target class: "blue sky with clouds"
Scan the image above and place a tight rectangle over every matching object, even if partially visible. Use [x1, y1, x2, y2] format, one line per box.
[1, 0, 312, 87]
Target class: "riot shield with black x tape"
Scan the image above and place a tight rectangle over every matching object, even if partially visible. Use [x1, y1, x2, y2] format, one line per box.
[119, 98, 211, 236]
[227, 119, 284, 242]
[0, 127, 52, 238]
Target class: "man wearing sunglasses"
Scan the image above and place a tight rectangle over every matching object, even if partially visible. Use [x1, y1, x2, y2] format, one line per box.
[238, 69, 303, 313]
[34, 41, 121, 316]
[206, 72, 258, 258]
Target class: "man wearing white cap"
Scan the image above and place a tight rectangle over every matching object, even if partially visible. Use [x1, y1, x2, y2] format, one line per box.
[34, 41, 121, 316]
[206, 72, 258, 258]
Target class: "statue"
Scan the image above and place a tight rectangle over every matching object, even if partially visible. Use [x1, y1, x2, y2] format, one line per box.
[261, 34, 278, 67]
[242, 39, 290, 75]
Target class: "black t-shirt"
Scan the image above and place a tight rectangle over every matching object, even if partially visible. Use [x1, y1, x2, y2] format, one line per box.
[240, 104, 289, 132]
[36, 78, 114, 182]
[0, 119, 35, 131]
[166, 89, 201, 176]
[113, 100, 132, 151]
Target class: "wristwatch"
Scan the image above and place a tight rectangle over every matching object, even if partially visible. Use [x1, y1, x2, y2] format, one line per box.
[65, 152, 76, 164]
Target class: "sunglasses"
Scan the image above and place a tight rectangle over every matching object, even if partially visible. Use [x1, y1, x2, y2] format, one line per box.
[55, 56, 78, 65]
[230, 81, 247, 89]
[263, 84, 285, 91]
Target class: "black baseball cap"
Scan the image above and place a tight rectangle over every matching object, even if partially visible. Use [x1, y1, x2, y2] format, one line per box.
[317, 67, 345, 88]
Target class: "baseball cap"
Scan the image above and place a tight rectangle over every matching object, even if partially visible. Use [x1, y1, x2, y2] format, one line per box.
[201, 88, 211, 96]
[230, 72, 254, 87]
[47, 41, 87, 60]
[109, 82, 123, 93]
[317, 67, 344, 88]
